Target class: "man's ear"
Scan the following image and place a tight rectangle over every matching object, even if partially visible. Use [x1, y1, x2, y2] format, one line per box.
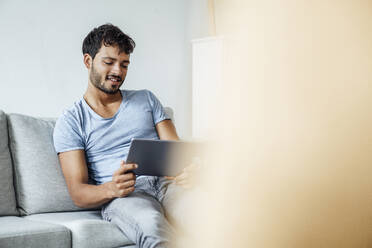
[83, 54, 93, 69]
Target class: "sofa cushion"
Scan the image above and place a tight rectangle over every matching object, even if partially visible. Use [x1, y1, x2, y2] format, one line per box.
[0, 216, 70, 248]
[7, 113, 84, 215]
[25, 210, 134, 248]
[0, 110, 18, 216]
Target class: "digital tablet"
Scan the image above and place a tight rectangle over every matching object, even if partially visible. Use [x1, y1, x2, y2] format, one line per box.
[126, 139, 202, 177]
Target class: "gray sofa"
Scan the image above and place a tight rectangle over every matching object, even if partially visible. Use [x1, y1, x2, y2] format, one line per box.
[0, 108, 174, 248]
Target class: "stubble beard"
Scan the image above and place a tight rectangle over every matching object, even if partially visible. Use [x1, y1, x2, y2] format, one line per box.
[89, 64, 123, 95]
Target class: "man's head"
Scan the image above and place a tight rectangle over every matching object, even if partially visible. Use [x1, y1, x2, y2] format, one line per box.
[82, 24, 136, 94]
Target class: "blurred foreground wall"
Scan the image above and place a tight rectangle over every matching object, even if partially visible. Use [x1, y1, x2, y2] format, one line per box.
[182, 1, 372, 247]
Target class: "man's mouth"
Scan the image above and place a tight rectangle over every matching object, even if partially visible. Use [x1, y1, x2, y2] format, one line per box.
[106, 75, 122, 83]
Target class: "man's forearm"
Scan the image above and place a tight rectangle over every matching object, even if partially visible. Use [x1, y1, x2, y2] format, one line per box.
[71, 182, 115, 209]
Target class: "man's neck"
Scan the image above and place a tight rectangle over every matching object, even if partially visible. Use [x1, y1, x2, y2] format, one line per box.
[84, 83, 122, 109]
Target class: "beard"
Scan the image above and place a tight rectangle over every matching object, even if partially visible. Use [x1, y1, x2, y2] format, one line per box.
[89, 64, 124, 95]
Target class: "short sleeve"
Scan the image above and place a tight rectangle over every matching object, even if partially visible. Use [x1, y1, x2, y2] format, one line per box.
[146, 90, 171, 124]
[53, 113, 84, 154]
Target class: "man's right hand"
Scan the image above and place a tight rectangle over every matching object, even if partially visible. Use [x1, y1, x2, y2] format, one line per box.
[107, 161, 137, 198]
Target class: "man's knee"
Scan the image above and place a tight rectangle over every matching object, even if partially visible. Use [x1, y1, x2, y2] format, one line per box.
[162, 184, 203, 232]
[104, 193, 168, 231]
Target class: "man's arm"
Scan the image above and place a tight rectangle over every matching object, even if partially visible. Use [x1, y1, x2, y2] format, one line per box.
[155, 119, 180, 141]
[58, 150, 136, 208]
[156, 119, 199, 187]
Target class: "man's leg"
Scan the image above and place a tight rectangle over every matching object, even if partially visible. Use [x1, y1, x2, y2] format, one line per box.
[157, 178, 202, 234]
[101, 177, 175, 248]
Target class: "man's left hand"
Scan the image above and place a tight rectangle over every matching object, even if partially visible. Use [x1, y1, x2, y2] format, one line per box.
[165, 163, 200, 189]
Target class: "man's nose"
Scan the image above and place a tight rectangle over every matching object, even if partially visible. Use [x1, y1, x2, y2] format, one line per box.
[111, 63, 122, 75]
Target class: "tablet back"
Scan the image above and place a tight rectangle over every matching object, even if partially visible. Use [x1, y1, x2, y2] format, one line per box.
[126, 139, 202, 177]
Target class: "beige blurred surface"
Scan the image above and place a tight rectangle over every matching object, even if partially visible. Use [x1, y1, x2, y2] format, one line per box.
[180, 0, 372, 247]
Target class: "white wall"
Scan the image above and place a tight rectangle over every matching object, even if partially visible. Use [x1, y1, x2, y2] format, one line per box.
[0, 0, 209, 138]
[186, 0, 210, 40]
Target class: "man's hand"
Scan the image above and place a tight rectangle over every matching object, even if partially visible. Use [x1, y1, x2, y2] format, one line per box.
[166, 163, 200, 189]
[107, 161, 137, 198]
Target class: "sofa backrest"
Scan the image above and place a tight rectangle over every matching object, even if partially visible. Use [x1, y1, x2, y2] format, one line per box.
[6, 107, 174, 216]
[0, 110, 19, 216]
[7, 113, 83, 215]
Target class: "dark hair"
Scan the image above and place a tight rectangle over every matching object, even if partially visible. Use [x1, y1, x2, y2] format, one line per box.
[82, 23, 136, 59]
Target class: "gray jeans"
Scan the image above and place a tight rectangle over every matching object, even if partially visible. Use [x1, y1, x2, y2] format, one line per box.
[101, 176, 186, 248]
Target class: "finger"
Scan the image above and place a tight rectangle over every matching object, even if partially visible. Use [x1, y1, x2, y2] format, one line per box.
[175, 172, 189, 182]
[118, 180, 136, 189]
[119, 186, 135, 197]
[123, 162, 138, 173]
[175, 177, 189, 185]
[114, 172, 136, 183]
[164, 176, 175, 180]
[121, 172, 136, 182]
[113, 161, 129, 176]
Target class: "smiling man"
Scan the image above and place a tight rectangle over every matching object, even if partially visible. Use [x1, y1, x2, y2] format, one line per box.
[53, 24, 194, 248]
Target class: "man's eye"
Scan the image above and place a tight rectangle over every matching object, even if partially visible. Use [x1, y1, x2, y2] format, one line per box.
[121, 65, 128, 69]
[104, 62, 113, 65]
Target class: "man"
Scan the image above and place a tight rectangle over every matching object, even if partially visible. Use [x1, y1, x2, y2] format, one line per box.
[53, 24, 195, 248]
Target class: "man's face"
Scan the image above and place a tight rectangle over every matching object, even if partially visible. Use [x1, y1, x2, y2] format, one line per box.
[88, 45, 130, 94]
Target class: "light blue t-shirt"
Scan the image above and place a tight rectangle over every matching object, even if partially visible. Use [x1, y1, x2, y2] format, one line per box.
[53, 89, 170, 185]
